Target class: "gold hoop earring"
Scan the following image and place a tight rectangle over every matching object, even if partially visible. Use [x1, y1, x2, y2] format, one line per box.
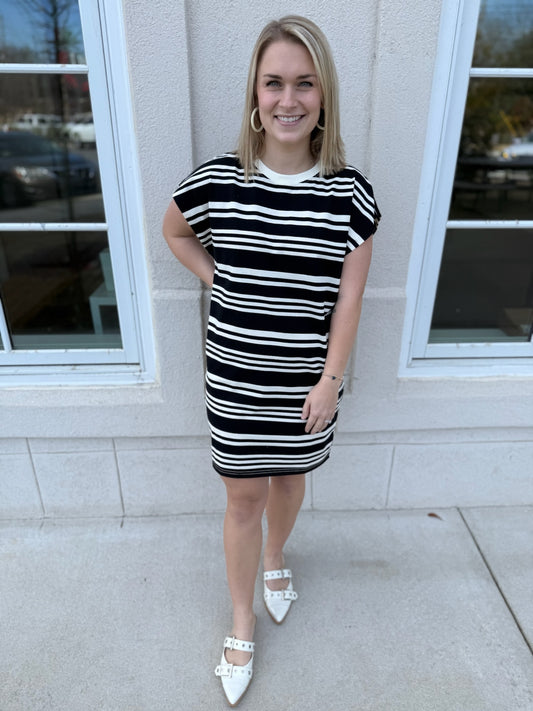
[250, 107, 264, 133]
[316, 121, 325, 131]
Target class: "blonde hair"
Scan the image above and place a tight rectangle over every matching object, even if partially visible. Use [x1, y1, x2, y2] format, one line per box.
[236, 15, 345, 180]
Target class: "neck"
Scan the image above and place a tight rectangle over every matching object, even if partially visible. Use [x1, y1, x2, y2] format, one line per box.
[260, 141, 315, 175]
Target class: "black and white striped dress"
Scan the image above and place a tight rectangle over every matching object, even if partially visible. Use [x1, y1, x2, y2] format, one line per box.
[173, 154, 380, 478]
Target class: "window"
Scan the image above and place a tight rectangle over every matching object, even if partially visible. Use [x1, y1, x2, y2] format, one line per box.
[403, 0, 533, 372]
[0, 0, 153, 381]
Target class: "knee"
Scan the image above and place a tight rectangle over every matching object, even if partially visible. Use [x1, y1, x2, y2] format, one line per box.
[270, 474, 305, 498]
[226, 489, 267, 526]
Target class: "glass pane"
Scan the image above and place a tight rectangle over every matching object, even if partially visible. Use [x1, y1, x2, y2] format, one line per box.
[474, 0, 533, 68]
[0, 231, 122, 349]
[0, 0, 85, 64]
[0, 74, 104, 222]
[430, 229, 533, 343]
[450, 79, 533, 221]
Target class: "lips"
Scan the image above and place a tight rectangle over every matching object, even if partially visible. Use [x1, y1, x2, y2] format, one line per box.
[275, 115, 304, 124]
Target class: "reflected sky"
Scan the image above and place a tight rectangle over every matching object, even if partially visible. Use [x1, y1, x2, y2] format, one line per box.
[0, 0, 84, 63]
[475, 0, 533, 67]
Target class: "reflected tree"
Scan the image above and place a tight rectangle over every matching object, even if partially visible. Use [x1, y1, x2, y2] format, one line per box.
[18, 0, 82, 222]
[461, 1, 533, 155]
[18, 0, 87, 317]
[19, 0, 82, 64]
[19, 0, 83, 128]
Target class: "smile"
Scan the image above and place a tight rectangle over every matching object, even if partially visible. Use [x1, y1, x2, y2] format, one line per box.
[275, 115, 304, 124]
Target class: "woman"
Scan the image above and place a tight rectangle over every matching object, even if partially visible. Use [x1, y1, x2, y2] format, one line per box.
[163, 15, 379, 707]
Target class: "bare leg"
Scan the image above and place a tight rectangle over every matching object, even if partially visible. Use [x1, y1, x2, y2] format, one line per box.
[263, 474, 306, 590]
[222, 476, 269, 665]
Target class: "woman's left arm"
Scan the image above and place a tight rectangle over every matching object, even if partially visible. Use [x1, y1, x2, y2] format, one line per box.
[302, 236, 373, 434]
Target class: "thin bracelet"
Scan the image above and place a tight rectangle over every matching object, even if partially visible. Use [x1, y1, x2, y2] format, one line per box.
[321, 372, 343, 382]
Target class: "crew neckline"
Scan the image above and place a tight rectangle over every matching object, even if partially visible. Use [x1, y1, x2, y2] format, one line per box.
[256, 159, 320, 185]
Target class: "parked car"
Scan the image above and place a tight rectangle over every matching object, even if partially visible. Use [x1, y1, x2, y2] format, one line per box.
[500, 133, 533, 161]
[65, 115, 96, 147]
[0, 131, 98, 207]
[11, 113, 62, 137]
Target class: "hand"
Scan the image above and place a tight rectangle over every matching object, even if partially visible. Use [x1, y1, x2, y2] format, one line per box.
[301, 377, 339, 434]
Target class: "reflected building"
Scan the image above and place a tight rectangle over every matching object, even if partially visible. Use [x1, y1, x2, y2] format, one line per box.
[0, 0, 119, 350]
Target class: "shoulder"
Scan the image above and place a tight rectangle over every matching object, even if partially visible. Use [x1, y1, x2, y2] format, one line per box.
[175, 153, 242, 194]
[336, 164, 375, 193]
[315, 164, 375, 194]
[189, 153, 242, 179]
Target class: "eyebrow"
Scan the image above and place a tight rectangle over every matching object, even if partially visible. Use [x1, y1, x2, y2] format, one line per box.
[262, 73, 317, 79]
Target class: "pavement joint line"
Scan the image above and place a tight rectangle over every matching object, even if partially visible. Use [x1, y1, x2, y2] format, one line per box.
[26, 437, 46, 518]
[112, 439, 126, 517]
[385, 445, 396, 507]
[458, 507, 533, 657]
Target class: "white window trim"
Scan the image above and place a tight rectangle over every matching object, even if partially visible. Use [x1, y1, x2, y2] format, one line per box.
[0, 0, 155, 384]
[400, 0, 533, 377]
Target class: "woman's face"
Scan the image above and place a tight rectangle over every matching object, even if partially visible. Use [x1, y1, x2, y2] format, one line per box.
[255, 40, 322, 158]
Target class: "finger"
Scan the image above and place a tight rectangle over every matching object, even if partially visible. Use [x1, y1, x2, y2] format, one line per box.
[305, 412, 321, 433]
[310, 417, 327, 434]
[319, 417, 333, 432]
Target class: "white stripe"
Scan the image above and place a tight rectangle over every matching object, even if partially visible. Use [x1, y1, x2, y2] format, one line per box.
[206, 372, 313, 397]
[206, 393, 301, 415]
[208, 315, 328, 343]
[213, 284, 334, 311]
[214, 228, 346, 250]
[207, 175, 352, 197]
[206, 341, 326, 366]
[214, 241, 343, 263]
[218, 263, 340, 286]
[207, 355, 324, 375]
[210, 201, 348, 224]
[210, 296, 330, 321]
[210, 423, 332, 444]
[348, 226, 365, 246]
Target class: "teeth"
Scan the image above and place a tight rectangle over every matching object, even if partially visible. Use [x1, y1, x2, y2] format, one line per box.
[277, 116, 301, 123]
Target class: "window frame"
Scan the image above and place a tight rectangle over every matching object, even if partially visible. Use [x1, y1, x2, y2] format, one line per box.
[401, 0, 533, 376]
[0, 0, 155, 383]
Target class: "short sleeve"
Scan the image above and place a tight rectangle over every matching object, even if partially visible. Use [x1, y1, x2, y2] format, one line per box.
[172, 162, 213, 254]
[346, 171, 381, 254]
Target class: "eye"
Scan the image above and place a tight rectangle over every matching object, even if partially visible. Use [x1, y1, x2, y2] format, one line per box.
[299, 81, 313, 87]
[266, 80, 281, 87]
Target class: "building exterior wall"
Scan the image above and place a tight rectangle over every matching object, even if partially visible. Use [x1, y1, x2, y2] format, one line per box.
[1, 0, 532, 519]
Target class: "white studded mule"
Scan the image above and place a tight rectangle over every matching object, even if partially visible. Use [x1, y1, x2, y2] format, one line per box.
[263, 568, 298, 624]
[215, 635, 255, 707]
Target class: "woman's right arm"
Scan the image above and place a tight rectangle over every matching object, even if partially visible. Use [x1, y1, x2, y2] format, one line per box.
[162, 200, 215, 288]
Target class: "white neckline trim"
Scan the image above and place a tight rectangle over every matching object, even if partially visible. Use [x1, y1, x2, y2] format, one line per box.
[256, 159, 320, 185]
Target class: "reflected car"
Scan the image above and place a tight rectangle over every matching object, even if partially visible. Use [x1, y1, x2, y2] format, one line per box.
[0, 132, 98, 207]
[11, 113, 62, 136]
[500, 133, 533, 161]
[65, 116, 96, 148]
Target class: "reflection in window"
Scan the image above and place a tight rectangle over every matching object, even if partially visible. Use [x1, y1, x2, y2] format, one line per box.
[0, 2, 103, 223]
[473, 0, 533, 69]
[0, 231, 121, 350]
[431, 229, 533, 343]
[450, 79, 533, 222]
[0, 0, 85, 64]
[0, 123, 104, 223]
[0, 0, 124, 358]
[429, 0, 533, 346]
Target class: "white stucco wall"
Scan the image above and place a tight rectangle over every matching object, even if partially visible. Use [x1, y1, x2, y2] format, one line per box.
[1, 0, 532, 519]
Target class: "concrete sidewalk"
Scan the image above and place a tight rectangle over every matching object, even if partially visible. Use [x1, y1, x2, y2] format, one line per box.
[1, 507, 532, 710]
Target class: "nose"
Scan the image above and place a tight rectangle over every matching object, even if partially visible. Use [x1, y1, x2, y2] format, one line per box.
[279, 85, 297, 107]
